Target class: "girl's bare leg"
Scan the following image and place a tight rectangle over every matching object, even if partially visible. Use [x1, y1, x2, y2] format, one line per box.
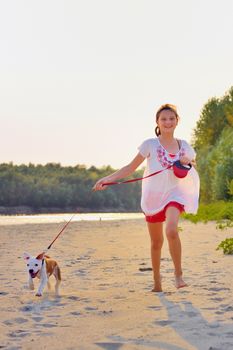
[165, 206, 187, 288]
[147, 222, 164, 292]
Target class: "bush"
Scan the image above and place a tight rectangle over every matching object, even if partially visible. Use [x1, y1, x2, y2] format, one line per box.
[216, 238, 233, 255]
[182, 201, 233, 223]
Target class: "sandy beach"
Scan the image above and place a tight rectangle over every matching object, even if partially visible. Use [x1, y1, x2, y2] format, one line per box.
[0, 218, 233, 350]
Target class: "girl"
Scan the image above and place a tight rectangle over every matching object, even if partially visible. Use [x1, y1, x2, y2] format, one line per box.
[93, 104, 199, 292]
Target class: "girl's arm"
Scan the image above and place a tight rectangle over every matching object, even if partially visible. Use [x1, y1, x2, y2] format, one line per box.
[92, 152, 145, 191]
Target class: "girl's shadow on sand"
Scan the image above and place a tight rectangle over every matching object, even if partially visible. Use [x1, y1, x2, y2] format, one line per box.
[154, 293, 233, 350]
[97, 293, 233, 350]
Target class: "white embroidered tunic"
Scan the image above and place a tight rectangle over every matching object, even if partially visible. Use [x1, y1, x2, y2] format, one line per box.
[138, 138, 200, 216]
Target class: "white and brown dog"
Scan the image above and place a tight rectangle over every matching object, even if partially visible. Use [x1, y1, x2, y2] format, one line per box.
[23, 252, 61, 297]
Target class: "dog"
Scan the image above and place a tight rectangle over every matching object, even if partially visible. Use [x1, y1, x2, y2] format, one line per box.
[23, 252, 61, 297]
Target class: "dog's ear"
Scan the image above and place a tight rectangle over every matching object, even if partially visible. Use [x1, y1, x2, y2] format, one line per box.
[23, 252, 31, 261]
[36, 252, 45, 260]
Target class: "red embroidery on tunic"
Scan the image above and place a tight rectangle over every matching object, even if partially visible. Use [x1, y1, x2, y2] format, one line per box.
[157, 145, 185, 168]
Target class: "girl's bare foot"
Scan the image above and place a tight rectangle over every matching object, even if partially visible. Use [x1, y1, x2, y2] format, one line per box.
[151, 284, 162, 292]
[175, 275, 187, 289]
[151, 276, 162, 292]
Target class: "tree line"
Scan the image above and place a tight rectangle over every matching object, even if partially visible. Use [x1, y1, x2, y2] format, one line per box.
[0, 163, 143, 213]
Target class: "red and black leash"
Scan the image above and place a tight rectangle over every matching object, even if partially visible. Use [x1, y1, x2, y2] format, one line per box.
[40, 214, 76, 258]
[102, 165, 172, 186]
[46, 214, 76, 251]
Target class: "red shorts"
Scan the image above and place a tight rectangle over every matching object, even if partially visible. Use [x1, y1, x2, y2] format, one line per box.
[145, 201, 185, 223]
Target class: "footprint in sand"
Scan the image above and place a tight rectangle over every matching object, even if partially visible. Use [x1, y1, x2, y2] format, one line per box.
[215, 305, 233, 315]
[20, 305, 34, 312]
[224, 306, 233, 312]
[85, 306, 98, 311]
[154, 320, 174, 326]
[95, 342, 124, 350]
[4, 318, 28, 326]
[103, 267, 114, 272]
[76, 255, 91, 261]
[215, 311, 224, 315]
[37, 323, 58, 328]
[111, 256, 120, 260]
[70, 311, 82, 316]
[202, 307, 216, 311]
[207, 332, 218, 337]
[208, 287, 230, 292]
[79, 297, 90, 303]
[101, 310, 113, 315]
[67, 295, 80, 301]
[20, 300, 65, 315]
[74, 269, 88, 277]
[210, 297, 224, 302]
[148, 305, 162, 310]
[8, 329, 31, 338]
[113, 296, 126, 300]
[31, 316, 44, 322]
[186, 311, 199, 317]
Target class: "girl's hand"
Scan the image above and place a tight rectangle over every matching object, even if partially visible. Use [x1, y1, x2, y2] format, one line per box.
[92, 178, 109, 192]
[179, 156, 192, 165]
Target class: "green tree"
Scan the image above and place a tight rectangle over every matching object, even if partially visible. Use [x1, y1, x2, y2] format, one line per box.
[192, 86, 233, 203]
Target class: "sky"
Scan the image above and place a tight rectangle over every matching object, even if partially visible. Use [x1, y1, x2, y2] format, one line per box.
[0, 0, 232, 169]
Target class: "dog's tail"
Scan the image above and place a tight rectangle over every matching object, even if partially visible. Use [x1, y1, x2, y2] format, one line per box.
[57, 265, 61, 281]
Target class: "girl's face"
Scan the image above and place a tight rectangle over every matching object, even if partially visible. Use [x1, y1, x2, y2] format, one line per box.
[157, 109, 178, 135]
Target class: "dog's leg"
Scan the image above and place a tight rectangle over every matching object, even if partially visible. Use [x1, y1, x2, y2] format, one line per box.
[28, 275, 34, 290]
[47, 280, 51, 290]
[36, 264, 47, 297]
[53, 265, 61, 296]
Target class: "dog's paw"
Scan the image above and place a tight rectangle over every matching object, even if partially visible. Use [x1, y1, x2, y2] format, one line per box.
[35, 292, 42, 297]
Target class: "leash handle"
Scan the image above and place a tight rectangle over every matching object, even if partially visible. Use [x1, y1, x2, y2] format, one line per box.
[102, 165, 172, 187]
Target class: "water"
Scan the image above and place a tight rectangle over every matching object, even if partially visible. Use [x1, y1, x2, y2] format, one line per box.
[0, 212, 144, 226]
